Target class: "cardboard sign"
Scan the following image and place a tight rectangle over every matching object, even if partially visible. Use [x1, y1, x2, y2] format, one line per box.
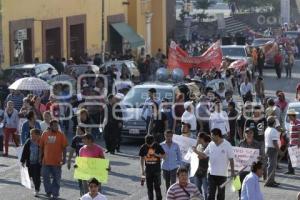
[74, 157, 109, 183]
[288, 146, 300, 167]
[233, 147, 259, 171]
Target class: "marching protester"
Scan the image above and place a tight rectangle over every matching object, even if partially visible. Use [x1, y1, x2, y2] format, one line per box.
[192, 132, 211, 200]
[3, 101, 20, 156]
[20, 129, 42, 197]
[285, 109, 300, 175]
[67, 126, 85, 195]
[161, 130, 182, 190]
[209, 99, 230, 137]
[274, 50, 283, 79]
[227, 101, 238, 146]
[21, 110, 41, 145]
[147, 102, 168, 143]
[5, 90, 24, 112]
[173, 93, 185, 134]
[80, 178, 107, 200]
[238, 127, 262, 198]
[264, 116, 284, 187]
[240, 161, 264, 200]
[240, 77, 253, 103]
[142, 88, 161, 131]
[40, 119, 68, 199]
[196, 128, 235, 200]
[139, 134, 165, 200]
[78, 133, 106, 195]
[166, 167, 203, 200]
[254, 76, 265, 104]
[104, 94, 122, 154]
[181, 101, 197, 138]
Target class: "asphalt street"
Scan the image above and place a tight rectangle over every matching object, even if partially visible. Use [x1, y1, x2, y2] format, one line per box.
[1, 63, 300, 200]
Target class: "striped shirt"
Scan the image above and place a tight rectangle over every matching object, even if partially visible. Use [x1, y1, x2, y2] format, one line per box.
[166, 182, 203, 200]
[289, 119, 300, 146]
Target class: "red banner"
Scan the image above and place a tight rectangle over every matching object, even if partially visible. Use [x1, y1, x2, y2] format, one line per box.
[228, 59, 247, 71]
[263, 41, 278, 62]
[168, 41, 223, 75]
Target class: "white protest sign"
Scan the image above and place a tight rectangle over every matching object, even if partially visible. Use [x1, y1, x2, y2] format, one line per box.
[232, 147, 259, 171]
[288, 146, 300, 167]
[173, 135, 197, 163]
[190, 152, 199, 177]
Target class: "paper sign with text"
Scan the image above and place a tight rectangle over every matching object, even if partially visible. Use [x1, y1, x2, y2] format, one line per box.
[74, 157, 109, 183]
[173, 135, 197, 162]
[288, 146, 300, 167]
[233, 147, 259, 171]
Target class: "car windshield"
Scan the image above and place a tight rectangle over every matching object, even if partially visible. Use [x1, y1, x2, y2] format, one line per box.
[222, 47, 246, 57]
[286, 106, 300, 123]
[122, 87, 174, 108]
[252, 39, 271, 46]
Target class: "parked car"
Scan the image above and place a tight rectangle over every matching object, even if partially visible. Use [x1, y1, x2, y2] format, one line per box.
[120, 81, 199, 139]
[101, 60, 140, 84]
[3, 63, 58, 82]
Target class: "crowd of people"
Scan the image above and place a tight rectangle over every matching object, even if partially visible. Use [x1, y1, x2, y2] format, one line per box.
[0, 38, 299, 200]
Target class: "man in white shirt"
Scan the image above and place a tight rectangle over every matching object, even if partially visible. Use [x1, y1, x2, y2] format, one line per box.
[181, 101, 197, 138]
[240, 77, 253, 102]
[80, 178, 107, 200]
[196, 128, 235, 200]
[209, 99, 230, 137]
[264, 116, 284, 187]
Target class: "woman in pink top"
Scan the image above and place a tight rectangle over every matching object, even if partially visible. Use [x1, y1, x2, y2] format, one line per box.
[79, 134, 105, 158]
[77, 134, 105, 195]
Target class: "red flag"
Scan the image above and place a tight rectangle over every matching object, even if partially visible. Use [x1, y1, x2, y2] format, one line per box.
[228, 59, 247, 71]
[263, 41, 278, 62]
[168, 41, 223, 75]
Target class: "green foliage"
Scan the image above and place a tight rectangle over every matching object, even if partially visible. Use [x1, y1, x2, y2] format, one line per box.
[238, 0, 280, 13]
[194, 0, 216, 10]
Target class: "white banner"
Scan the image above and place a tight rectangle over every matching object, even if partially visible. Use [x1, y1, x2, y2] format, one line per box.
[288, 146, 300, 167]
[173, 135, 197, 163]
[233, 147, 259, 171]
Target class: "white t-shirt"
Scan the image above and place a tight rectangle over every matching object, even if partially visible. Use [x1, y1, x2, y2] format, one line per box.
[209, 111, 230, 135]
[204, 139, 234, 177]
[80, 193, 107, 200]
[181, 111, 197, 131]
[264, 127, 280, 148]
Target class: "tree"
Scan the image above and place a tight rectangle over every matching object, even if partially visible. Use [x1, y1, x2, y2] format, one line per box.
[193, 0, 216, 22]
[194, 0, 216, 11]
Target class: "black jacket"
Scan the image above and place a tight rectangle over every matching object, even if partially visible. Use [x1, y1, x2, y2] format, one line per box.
[20, 139, 40, 167]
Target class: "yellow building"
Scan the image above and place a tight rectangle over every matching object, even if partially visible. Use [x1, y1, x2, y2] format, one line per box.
[0, 0, 167, 68]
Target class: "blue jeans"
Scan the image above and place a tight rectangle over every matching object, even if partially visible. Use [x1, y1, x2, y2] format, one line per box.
[191, 175, 208, 200]
[42, 165, 62, 197]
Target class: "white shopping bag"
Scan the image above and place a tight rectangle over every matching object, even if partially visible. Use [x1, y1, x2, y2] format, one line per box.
[20, 165, 31, 189]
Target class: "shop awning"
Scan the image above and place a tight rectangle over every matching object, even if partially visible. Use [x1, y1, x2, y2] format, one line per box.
[111, 23, 145, 48]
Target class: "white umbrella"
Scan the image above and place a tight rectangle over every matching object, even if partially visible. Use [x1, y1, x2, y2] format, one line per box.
[9, 77, 51, 91]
